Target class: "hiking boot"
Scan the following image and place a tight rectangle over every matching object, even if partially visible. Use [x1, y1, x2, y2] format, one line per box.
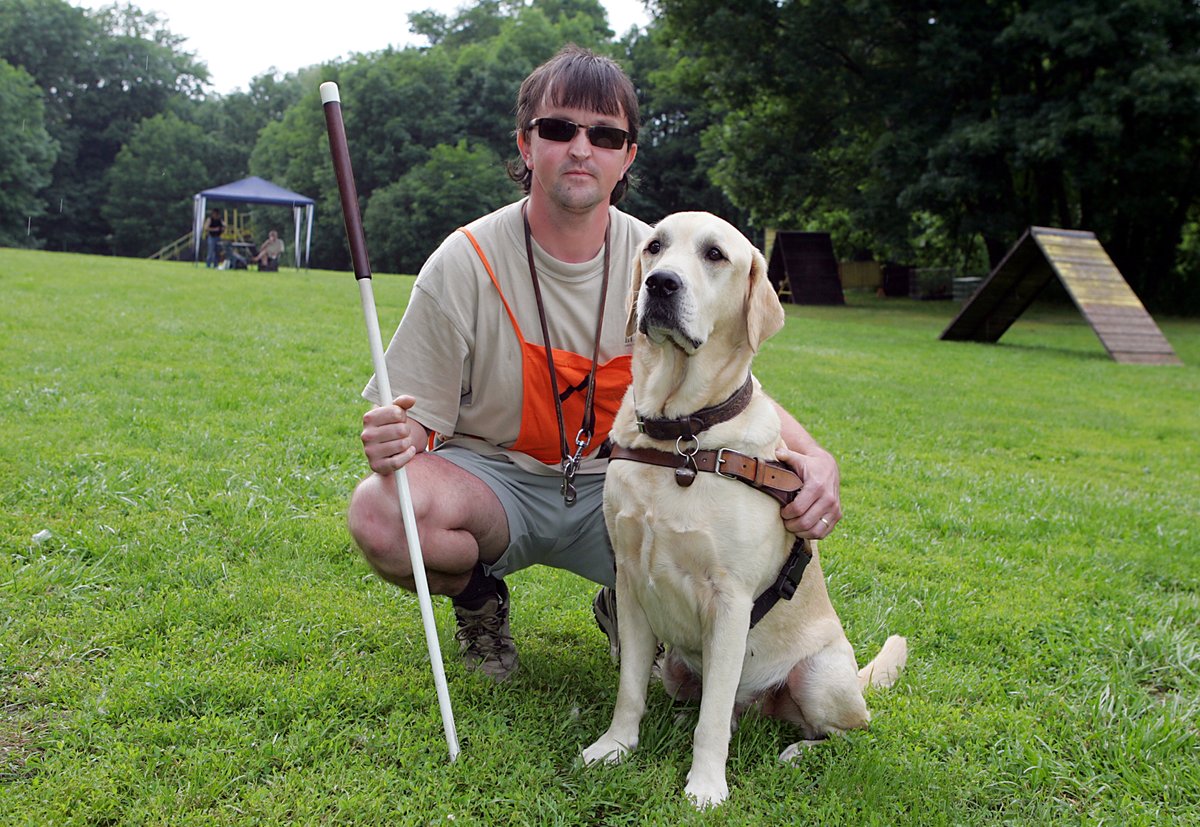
[453, 578, 518, 682]
[594, 586, 664, 674]
[593, 586, 621, 663]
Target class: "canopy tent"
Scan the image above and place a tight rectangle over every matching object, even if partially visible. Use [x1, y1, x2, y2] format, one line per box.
[193, 176, 314, 269]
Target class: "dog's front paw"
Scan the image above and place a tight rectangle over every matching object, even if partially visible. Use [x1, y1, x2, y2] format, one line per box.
[582, 733, 633, 766]
[684, 769, 729, 809]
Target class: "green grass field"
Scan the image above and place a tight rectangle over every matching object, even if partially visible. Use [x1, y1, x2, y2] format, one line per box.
[2, 248, 1197, 825]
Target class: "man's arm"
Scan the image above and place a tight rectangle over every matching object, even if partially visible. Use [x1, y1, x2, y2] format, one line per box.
[772, 400, 842, 540]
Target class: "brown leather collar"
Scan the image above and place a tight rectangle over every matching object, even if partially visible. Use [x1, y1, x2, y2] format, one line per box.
[608, 444, 803, 506]
[636, 374, 754, 440]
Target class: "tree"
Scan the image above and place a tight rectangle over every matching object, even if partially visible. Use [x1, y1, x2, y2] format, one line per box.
[248, 0, 630, 270]
[102, 112, 242, 256]
[0, 0, 208, 252]
[616, 21, 743, 228]
[657, 0, 1200, 306]
[363, 140, 517, 274]
[187, 67, 314, 167]
[0, 59, 58, 247]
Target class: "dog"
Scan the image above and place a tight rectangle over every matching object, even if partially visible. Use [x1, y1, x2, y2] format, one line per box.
[581, 212, 907, 809]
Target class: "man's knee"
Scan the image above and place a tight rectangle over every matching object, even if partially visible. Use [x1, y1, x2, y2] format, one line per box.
[347, 473, 412, 576]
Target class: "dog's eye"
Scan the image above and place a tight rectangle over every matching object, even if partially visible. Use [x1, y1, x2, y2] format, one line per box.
[705, 246, 726, 262]
[646, 239, 662, 255]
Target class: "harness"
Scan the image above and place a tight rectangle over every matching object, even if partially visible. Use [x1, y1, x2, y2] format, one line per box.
[608, 376, 813, 629]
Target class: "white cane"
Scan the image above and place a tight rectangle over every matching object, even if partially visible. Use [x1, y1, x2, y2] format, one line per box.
[320, 81, 459, 762]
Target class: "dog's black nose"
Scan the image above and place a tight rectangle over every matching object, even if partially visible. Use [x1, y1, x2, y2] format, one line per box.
[645, 270, 682, 299]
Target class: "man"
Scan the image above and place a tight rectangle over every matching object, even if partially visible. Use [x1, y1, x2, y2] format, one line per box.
[252, 229, 285, 271]
[347, 45, 842, 682]
[203, 208, 224, 268]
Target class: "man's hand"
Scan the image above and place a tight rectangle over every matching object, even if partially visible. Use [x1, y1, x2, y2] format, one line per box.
[361, 394, 428, 475]
[776, 446, 842, 540]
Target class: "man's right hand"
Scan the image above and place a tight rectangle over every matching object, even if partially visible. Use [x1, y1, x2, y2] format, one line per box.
[361, 394, 428, 475]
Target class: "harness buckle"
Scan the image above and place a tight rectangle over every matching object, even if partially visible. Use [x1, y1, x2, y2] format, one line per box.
[776, 571, 799, 601]
[715, 447, 737, 479]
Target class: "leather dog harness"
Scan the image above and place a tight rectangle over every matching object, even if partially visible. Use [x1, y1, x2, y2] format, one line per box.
[608, 376, 813, 628]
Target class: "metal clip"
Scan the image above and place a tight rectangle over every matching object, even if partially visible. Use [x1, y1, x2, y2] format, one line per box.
[561, 429, 592, 507]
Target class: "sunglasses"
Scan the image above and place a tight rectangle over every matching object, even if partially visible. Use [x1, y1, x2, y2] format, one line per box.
[528, 117, 631, 150]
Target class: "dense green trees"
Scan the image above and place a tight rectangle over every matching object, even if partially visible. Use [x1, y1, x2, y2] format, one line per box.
[0, 0, 208, 252]
[2, 0, 1199, 309]
[0, 59, 58, 247]
[654, 0, 1200, 305]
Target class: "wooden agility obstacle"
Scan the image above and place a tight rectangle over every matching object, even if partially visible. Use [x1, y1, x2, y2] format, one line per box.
[766, 231, 845, 305]
[940, 227, 1181, 365]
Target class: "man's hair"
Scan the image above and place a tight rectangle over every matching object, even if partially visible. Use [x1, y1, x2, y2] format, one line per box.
[507, 44, 639, 205]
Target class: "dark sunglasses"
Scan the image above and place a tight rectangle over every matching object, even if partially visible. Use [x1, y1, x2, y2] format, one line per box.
[528, 117, 631, 150]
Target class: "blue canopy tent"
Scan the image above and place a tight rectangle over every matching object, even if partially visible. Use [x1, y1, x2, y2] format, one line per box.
[193, 176, 314, 268]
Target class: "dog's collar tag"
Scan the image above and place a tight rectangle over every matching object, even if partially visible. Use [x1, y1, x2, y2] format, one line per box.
[674, 455, 698, 487]
[673, 435, 699, 487]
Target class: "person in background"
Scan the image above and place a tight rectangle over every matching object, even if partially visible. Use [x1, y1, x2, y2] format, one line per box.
[202, 208, 224, 268]
[252, 229, 285, 271]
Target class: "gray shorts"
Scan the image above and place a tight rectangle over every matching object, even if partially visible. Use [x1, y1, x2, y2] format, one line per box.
[434, 444, 616, 587]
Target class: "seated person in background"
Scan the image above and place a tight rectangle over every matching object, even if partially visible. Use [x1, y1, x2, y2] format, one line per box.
[252, 230, 285, 271]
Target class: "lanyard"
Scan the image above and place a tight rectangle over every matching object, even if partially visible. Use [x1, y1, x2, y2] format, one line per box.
[523, 206, 611, 506]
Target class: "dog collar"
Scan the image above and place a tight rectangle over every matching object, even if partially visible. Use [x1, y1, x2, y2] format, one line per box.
[635, 374, 754, 440]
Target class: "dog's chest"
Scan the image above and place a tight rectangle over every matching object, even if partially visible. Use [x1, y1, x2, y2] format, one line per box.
[604, 460, 790, 645]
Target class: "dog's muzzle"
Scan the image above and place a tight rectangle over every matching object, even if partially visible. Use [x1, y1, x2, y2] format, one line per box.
[638, 269, 700, 349]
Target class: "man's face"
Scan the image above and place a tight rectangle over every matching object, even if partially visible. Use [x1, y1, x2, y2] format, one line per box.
[519, 103, 637, 215]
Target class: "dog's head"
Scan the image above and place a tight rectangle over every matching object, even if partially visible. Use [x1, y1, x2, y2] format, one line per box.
[626, 212, 785, 355]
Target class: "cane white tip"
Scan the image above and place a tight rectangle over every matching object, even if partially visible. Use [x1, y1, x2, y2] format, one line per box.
[319, 82, 340, 104]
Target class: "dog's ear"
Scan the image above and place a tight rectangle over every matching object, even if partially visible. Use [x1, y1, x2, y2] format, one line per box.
[745, 246, 786, 351]
[625, 245, 643, 339]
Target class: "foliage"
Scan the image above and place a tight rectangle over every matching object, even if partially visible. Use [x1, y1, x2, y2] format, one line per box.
[0, 59, 58, 247]
[2, 248, 1198, 822]
[364, 140, 517, 275]
[655, 0, 1200, 307]
[245, 0, 627, 272]
[616, 23, 744, 228]
[102, 113, 243, 256]
[187, 68, 314, 164]
[0, 0, 209, 253]
[3, 0, 1200, 311]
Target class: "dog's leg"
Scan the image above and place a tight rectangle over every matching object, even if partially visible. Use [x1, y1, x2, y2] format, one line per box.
[684, 596, 751, 809]
[764, 637, 872, 760]
[582, 581, 658, 765]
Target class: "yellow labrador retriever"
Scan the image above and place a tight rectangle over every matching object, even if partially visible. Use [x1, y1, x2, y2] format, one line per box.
[582, 212, 907, 809]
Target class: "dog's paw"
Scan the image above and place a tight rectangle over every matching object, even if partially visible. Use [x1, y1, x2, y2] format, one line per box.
[685, 770, 729, 809]
[581, 735, 632, 766]
[777, 739, 826, 765]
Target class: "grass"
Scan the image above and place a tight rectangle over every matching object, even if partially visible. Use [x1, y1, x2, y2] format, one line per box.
[1, 247, 1197, 825]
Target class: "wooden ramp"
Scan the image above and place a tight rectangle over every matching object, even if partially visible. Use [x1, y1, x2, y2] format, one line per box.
[767, 231, 845, 305]
[940, 227, 1181, 365]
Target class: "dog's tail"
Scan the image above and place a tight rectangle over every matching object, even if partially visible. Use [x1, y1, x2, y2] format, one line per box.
[857, 635, 908, 690]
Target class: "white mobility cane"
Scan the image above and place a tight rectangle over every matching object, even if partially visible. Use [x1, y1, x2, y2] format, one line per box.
[320, 81, 459, 762]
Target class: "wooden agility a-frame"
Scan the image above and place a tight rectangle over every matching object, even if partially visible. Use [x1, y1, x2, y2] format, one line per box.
[766, 231, 845, 305]
[940, 227, 1181, 365]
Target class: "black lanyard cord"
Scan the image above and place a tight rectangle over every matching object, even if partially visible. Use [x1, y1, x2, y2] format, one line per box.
[522, 205, 611, 504]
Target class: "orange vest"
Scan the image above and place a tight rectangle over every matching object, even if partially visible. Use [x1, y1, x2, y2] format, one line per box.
[459, 228, 631, 465]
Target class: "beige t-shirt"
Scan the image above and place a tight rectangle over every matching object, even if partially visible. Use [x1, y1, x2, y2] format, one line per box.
[364, 199, 651, 476]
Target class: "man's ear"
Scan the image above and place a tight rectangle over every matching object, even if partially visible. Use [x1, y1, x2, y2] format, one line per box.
[516, 128, 532, 169]
[745, 247, 786, 351]
[625, 246, 644, 339]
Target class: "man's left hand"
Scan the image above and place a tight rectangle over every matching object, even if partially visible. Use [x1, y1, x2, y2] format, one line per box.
[776, 447, 842, 540]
